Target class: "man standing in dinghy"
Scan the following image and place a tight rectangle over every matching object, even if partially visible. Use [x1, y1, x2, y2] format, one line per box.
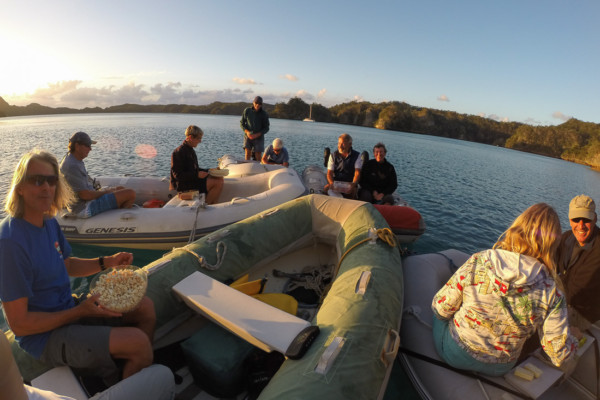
[170, 125, 224, 204]
[60, 131, 136, 218]
[324, 133, 362, 199]
[240, 96, 270, 161]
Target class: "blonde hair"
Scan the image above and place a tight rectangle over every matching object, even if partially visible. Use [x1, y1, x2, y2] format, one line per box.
[4, 149, 74, 218]
[185, 125, 204, 138]
[493, 203, 562, 273]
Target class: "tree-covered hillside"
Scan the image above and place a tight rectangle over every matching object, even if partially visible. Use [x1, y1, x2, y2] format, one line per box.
[1, 96, 598, 168]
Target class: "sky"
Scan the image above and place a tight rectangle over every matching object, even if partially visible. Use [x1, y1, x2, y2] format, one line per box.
[1, 0, 599, 126]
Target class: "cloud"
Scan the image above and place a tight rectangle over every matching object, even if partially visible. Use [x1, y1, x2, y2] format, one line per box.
[232, 77, 257, 85]
[295, 90, 313, 101]
[523, 117, 542, 125]
[5, 80, 330, 109]
[280, 74, 299, 81]
[437, 94, 450, 102]
[317, 89, 327, 98]
[485, 114, 510, 123]
[552, 111, 571, 122]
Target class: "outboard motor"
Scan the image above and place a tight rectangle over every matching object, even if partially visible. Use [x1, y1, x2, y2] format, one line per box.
[360, 150, 369, 166]
[323, 147, 331, 168]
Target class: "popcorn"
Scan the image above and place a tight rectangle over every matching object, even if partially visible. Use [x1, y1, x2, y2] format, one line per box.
[91, 267, 147, 312]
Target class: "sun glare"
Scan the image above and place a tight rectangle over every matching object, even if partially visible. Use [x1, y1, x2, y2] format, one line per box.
[0, 35, 76, 98]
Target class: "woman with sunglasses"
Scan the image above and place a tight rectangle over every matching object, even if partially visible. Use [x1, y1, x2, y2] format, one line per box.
[0, 149, 158, 388]
[431, 203, 580, 376]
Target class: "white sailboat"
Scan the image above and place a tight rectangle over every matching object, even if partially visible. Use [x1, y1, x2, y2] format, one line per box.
[303, 104, 315, 122]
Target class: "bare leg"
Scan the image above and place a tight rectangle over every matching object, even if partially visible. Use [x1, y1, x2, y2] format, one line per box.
[108, 327, 153, 379]
[121, 296, 156, 342]
[206, 177, 224, 204]
[245, 148, 252, 160]
[114, 188, 136, 208]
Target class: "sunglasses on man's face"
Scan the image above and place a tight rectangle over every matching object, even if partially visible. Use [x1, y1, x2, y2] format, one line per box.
[25, 175, 59, 186]
[571, 217, 592, 224]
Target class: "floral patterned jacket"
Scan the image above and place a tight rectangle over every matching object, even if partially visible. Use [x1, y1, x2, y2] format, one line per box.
[432, 249, 578, 366]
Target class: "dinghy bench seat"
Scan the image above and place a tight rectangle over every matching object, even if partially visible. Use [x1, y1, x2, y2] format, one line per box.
[163, 195, 204, 209]
[31, 366, 88, 400]
[172, 271, 319, 358]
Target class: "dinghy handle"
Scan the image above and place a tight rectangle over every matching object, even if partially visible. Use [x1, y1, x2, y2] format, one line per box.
[355, 271, 371, 295]
[380, 329, 400, 367]
[230, 197, 252, 205]
[120, 212, 136, 220]
[315, 336, 346, 375]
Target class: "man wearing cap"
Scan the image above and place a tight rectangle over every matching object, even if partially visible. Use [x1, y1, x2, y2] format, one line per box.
[240, 96, 270, 161]
[261, 138, 289, 167]
[556, 194, 600, 330]
[60, 132, 136, 218]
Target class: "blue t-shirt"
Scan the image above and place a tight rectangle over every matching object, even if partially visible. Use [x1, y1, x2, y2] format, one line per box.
[263, 145, 289, 165]
[0, 216, 73, 358]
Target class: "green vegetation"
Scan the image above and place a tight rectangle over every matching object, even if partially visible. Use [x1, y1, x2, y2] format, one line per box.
[1, 96, 599, 168]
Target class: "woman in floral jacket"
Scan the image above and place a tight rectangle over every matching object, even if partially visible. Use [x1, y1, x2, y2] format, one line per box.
[432, 203, 579, 376]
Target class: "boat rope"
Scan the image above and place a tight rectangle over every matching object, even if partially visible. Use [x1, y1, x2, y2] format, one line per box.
[398, 347, 533, 400]
[403, 305, 432, 329]
[276, 265, 333, 303]
[170, 241, 227, 271]
[435, 252, 460, 272]
[332, 227, 396, 278]
[187, 195, 206, 244]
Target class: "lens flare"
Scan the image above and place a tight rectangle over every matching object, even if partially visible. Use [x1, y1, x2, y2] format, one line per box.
[135, 144, 157, 159]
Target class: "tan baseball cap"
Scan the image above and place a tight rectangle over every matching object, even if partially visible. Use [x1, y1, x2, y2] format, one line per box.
[569, 194, 596, 220]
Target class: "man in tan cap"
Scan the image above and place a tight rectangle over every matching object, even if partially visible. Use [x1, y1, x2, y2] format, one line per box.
[556, 194, 600, 330]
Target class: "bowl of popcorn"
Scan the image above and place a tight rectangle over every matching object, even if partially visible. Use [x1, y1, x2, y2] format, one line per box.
[90, 266, 148, 313]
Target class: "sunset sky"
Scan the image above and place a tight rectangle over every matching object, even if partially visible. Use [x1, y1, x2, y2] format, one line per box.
[1, 0, 599, 125]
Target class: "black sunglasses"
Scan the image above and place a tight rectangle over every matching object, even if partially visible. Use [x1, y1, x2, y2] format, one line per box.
[25, 174, 59, 186]
[571, 217, 591, 223]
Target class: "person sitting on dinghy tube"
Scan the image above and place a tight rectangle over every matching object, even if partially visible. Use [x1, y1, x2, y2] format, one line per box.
[0, 149, 157, 388]
[432, 203, 579, 376]
[170, 125, 224, 205]
[324, 133, 362, 199]
[60, 131, 136, 218]
[359, 142, 397, 205]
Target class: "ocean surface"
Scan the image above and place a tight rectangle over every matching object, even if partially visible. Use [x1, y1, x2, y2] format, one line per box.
[2, 112, 600, 258]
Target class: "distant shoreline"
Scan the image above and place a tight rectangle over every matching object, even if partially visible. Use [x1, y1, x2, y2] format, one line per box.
[1, 96, 599, 169]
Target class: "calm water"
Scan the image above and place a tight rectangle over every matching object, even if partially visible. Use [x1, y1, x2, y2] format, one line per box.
[2, 113, 600, 257]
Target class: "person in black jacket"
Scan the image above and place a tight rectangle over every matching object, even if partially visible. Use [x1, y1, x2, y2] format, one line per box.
[170, 125, 224, 204]
[359, 143, 397, 205]
[556, 194, 600, 331]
